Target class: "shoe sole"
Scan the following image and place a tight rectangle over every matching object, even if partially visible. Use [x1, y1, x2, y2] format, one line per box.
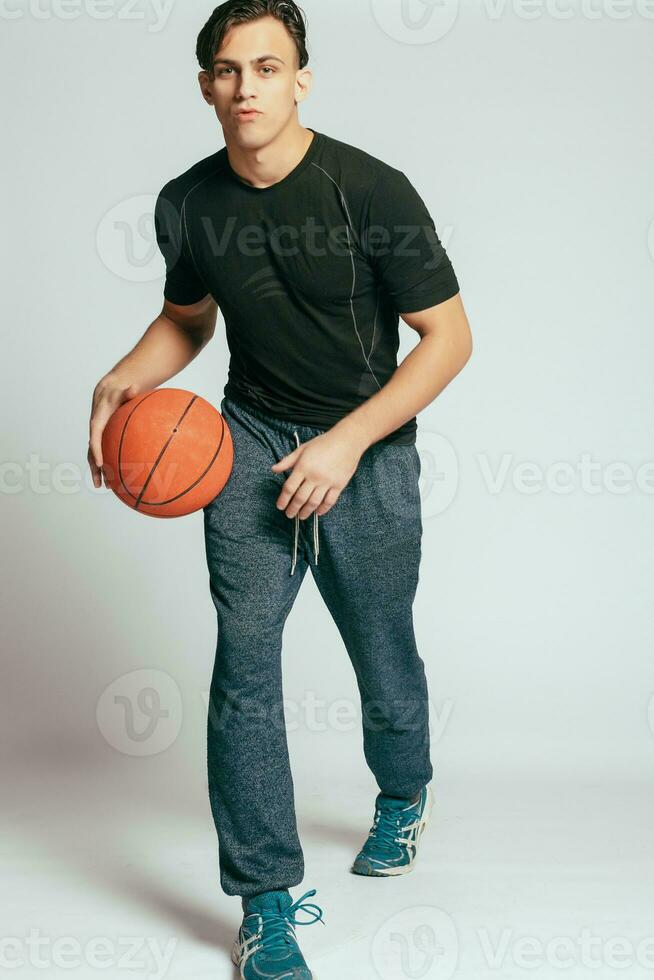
[350, 783, 435, 877]
[231, 937, 317, 979]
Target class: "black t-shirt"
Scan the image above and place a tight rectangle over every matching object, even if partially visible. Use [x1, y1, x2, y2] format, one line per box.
[154, 128, 459, 444]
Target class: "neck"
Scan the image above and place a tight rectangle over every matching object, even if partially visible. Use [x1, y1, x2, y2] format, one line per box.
[225, 119, 314, 189]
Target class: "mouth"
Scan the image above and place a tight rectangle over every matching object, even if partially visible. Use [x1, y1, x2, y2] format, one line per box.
[235, 110, 261, 121]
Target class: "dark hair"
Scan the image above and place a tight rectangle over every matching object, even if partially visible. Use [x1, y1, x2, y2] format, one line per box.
[196, 0, 309, 77]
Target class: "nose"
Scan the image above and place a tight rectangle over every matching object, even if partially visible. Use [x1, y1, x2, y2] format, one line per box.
[235, 67, 257, 102]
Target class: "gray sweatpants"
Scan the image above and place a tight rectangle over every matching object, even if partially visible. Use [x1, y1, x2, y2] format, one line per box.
[203, 394, 433, 898]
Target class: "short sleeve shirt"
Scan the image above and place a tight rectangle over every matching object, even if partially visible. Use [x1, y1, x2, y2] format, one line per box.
[154, 128, 459, 444]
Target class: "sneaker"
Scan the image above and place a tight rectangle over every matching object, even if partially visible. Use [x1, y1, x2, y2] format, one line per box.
[350, 783, 434, 876]
[231, 887, 324, 978]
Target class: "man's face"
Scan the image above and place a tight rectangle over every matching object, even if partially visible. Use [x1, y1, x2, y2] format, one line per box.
[199, 15, 310, 145]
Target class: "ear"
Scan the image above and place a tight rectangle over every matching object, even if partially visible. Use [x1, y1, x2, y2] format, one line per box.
[198, 71, 214, 104]
[294, 66, 313, 106]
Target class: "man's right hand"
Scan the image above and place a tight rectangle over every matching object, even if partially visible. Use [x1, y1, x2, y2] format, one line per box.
[88, 378, 140, 489]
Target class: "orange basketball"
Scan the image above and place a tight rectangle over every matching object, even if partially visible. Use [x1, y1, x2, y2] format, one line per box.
[101, 388, 234, 518]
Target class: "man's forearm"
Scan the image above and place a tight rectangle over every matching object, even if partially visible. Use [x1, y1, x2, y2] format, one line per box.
[102, 313, 211, 392]
[333, 326, 472, 451]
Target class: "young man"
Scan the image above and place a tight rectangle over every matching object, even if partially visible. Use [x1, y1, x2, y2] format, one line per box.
[88, 1, 472, 976]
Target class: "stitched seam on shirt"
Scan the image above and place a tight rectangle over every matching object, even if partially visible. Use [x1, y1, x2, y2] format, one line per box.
[368, 290, 380, 360]
[178, 167, 223, 284]
[310, 161, 382, 391]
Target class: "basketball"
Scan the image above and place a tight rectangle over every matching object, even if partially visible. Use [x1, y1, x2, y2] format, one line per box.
[101, 388, 234, 518]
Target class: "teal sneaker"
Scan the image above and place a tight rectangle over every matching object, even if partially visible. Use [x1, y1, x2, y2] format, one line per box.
[351, 783, 434, 876]
[231, 887, 325, 978]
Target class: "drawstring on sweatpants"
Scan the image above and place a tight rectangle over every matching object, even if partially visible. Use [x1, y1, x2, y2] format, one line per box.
[290, 429, 320, 575]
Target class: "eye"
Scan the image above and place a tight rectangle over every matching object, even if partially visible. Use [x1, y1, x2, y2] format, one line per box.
[261, 66, 276, 75]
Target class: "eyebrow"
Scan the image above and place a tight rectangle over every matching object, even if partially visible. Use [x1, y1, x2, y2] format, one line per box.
[213, 54, 286, 67]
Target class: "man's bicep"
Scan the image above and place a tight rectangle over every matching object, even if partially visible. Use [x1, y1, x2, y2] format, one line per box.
[400, 292, 473, 368]
[399, 291, 467, 337]
[162, 294, 218, 337]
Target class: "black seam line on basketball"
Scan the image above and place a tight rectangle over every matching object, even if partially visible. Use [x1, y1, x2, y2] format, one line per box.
[139, 413, 227, 507]
[118, 390, 160, 501]
[135, 395, 198, 509]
